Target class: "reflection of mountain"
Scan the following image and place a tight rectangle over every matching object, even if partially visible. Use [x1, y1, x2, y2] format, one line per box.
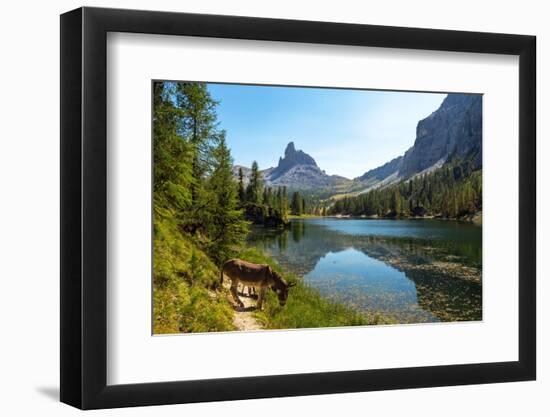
[248, 221, 339, 275]
[248, 220, 481, 322]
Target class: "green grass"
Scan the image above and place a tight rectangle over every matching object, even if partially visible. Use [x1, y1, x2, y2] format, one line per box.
[237, 247, 396, 329]
[153, 215, 235, 334]
[153, 215, 397, 334]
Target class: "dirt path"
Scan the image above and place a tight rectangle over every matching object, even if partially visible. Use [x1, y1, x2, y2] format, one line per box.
[222, 282, 263, 331]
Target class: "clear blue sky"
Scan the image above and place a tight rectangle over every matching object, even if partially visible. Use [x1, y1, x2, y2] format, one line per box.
[208, 83, 446, 179]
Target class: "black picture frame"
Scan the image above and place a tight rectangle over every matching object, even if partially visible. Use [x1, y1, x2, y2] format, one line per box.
[60, 6, 536, 410]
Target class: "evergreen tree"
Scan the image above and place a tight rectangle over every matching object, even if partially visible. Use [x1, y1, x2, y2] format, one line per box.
[276, 186, 289, 216]
[246, 161, 263, 204]
[173, 82, 219, 205]
[152, 82, 193, 216]
[282, 187, 289, 214]
[291, 191, 303, 215]
[237, 167, 246, 203]
[328, 159, 481, 219]
[275, 187, 282, 211]
[391, 189, 401, 215]
[207, 135, 248, 263]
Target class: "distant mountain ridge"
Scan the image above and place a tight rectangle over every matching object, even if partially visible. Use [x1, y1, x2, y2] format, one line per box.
[234, 142, 351, 191]
[357, 155, 403, 183]
[233, 94, 482, 197]
[398, 94, 482, 178]
[349, 94, 482, 194]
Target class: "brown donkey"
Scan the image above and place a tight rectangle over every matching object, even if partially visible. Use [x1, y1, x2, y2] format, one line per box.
[220, 259, 295, 310]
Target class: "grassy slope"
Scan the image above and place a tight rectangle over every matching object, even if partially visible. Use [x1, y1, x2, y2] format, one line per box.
[153, 215, 396, 334]
[153, 216, 235, 334]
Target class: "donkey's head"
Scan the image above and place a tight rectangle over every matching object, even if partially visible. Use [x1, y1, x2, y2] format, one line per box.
[269, 268, 296, 306]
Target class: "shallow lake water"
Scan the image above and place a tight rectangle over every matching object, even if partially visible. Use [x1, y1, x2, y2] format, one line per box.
[248, 218, 482, 323]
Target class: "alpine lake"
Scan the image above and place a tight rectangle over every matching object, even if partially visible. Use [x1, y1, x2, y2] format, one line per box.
[248, 218, 482, 324]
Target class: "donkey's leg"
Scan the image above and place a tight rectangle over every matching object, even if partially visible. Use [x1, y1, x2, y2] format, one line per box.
[230, 281, 244, 308]
[247, 286, 256, 298]
[256, 287, 267, 311]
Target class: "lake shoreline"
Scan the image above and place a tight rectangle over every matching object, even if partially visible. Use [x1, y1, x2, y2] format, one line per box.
[248, 217, 482, 323]
[289, 212, 482, 225]
[237, 247, 399, 329]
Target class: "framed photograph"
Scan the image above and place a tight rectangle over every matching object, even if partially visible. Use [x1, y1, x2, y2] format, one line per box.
[60, 6, 536, 409]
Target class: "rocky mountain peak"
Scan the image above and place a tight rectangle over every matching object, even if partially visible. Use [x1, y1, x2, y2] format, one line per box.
[398, 94, 482, 178]
[270, 141, 318, 180]
[233, 140, 351, 192]
[349, 93, 482, 194]
[285, 141, 296, 156]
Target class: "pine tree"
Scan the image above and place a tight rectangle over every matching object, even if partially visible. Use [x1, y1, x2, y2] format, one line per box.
[152, 82, 193, 216]
[266, 187, 274, 206]
[207, 135, 248, 263]
[173, 82, 219, 206]
[327, 159, 481, 219]
[246, 161, 263, 204]
[237, 167, 246, 203]
[291, 191, 303, 215]
[391, 189, 401, 215]
[279, 186, 289, 216]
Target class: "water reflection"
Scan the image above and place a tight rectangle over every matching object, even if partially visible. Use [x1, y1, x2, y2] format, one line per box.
[248, 218, 482, 323]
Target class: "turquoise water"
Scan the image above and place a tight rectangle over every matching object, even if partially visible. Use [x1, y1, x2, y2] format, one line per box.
[248, 218, 482, 323]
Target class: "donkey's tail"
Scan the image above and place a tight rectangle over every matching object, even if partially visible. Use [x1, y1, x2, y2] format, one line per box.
[220, 263, 225, 284]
